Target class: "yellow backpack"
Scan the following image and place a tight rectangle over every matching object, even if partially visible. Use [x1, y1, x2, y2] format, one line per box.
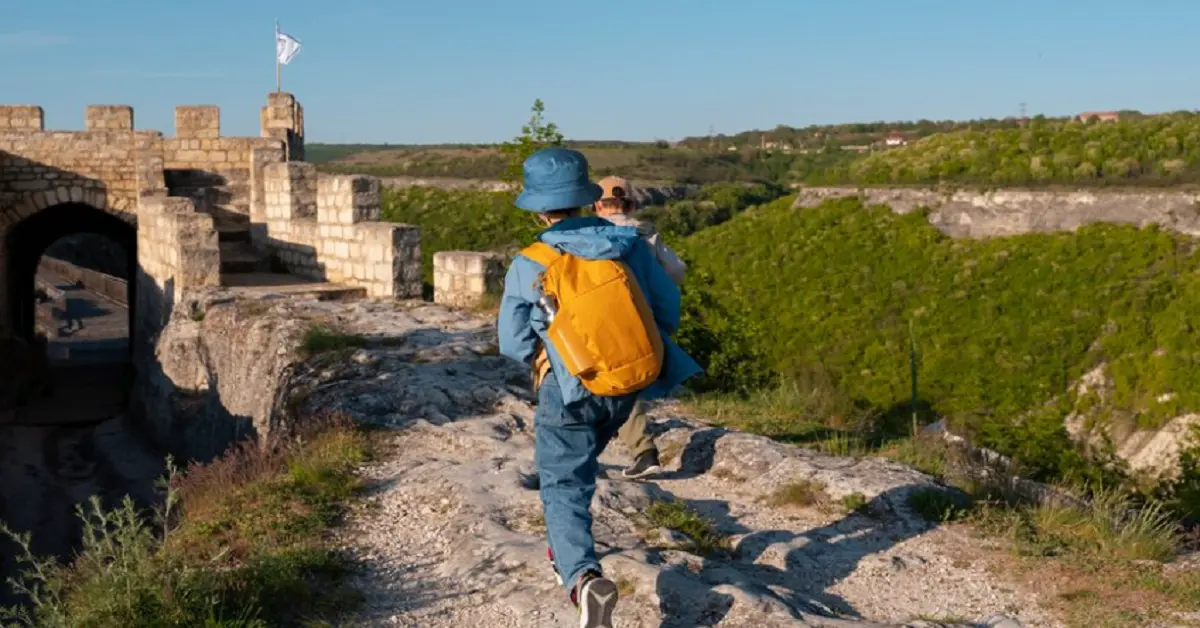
[522, 242, 665, 396]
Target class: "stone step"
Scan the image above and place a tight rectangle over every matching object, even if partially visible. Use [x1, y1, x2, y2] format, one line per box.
[215, 223, 251, 243]
[219, 272, 367, 301]
[218, 242, 267, 274]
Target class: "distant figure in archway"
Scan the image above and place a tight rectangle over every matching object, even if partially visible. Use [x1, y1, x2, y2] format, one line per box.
[57, 297, 87, 337]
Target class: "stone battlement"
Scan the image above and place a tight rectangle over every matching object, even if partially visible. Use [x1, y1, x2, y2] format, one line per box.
[0, 99, 303, 148]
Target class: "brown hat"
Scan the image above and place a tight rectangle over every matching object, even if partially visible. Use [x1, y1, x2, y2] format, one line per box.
[597, 176, 634, 202]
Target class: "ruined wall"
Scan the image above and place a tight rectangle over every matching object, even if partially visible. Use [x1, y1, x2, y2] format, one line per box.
[433, 251, 504, 308]
[257, 162, 422, 299]
[792, 186, 1200, 238]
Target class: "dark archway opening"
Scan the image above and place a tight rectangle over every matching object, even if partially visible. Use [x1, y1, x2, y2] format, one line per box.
[4, 202, 137, 423]
[5, 203, 136, 349]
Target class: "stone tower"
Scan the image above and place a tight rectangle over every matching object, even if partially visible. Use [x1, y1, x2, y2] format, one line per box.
[260, 92, 305, 162]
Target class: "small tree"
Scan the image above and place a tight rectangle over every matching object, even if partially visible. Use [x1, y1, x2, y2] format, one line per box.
[500, 99, 565, 191]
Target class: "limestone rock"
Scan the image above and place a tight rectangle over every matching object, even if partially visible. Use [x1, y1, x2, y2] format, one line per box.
[219, 297, 1048, 627]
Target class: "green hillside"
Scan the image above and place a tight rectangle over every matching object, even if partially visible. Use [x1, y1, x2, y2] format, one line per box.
[676, 196, 1200, 483]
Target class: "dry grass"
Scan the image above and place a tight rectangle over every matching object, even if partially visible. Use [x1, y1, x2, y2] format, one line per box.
[764, 479, 829, 509]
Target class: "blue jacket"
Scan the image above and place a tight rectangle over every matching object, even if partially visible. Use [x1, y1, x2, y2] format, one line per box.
[497, 216, 703, 406]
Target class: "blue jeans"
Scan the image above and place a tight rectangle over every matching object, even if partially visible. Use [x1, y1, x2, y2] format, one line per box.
[536, 371, 637, 593]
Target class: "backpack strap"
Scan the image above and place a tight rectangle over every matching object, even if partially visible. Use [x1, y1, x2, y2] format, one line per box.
[520, 242, 563, 268]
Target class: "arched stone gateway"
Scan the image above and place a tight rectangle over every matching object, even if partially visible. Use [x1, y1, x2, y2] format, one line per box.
[4, 201, 136, 344]
[0, 93, 424, 426]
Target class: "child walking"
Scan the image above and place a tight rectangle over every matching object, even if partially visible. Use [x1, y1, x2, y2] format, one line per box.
[497, 147, 700, 627]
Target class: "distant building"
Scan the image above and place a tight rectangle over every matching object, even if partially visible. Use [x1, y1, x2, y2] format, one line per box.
[1077, 111, 1120, 123]
[885, 132, 907, 146]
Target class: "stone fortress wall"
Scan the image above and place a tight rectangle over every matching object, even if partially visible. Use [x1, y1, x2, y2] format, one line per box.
[0, 92, 423, 344]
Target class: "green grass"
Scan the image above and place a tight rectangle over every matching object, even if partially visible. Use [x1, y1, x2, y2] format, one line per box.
[677, 195, 1200, 484]
[0, 414, 370, 627]
[644, 499, 729, 556]
[299, 324, 368, 358]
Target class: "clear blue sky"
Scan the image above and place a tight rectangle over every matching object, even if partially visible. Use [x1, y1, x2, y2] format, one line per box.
[1, 0, 1196, 144]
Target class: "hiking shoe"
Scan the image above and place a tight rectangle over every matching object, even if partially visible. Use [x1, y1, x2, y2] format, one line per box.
[621, 449, 662, 480]
[547, 546, 563, 586]
[573, 570, 618, 628]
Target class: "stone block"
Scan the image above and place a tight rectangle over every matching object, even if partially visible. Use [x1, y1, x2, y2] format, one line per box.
[433, 251, 505, 308]
[86, 105, 134, 131]
[0, 105, 44, 132]
[175, 105, 220, 138]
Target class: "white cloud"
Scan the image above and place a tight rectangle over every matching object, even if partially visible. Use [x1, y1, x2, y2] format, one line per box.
[0, 31, 70, 47]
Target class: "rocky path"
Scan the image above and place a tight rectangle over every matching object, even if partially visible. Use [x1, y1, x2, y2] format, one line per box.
[285, 300, 1055, 627]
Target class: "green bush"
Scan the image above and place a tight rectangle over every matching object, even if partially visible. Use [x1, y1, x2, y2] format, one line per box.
[380, 187, 541, 285]
[678, 196, 1200, 481]
[636, 183, 788, 238]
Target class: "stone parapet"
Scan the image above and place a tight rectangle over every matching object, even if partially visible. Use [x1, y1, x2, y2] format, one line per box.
[433, 251, 505, 308]
[174, 105, 220, 139]
[260, 162, 421, 299]
[86, 106, 134, 131]
[0, 106, 44, 132]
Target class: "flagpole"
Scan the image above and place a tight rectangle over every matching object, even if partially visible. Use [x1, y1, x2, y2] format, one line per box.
[274, 20, 281, 93]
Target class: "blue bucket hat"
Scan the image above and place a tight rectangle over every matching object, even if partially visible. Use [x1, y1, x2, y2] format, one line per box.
[514, 147, 603, 213]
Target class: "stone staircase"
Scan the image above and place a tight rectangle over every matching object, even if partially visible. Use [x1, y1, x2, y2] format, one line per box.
[211, 214, 366, 300]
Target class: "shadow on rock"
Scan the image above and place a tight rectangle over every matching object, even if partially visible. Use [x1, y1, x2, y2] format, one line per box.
[649, 484, 939, 627]
[0, 415, 165, 609]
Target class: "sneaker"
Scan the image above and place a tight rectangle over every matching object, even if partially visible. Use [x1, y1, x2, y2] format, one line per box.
[621, 449, 662, 480]
[572, 570, 618, 628]
[547, 546, 563, 586]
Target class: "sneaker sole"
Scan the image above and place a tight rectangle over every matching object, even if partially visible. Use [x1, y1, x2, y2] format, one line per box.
[547, 549, 563, 586]
[621, 464, 663, 480]
[579, 577, 618, 628]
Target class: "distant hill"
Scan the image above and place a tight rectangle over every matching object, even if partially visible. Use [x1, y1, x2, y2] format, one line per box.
[813, 111, 1200, 186]
[307, 111, 1177, 187]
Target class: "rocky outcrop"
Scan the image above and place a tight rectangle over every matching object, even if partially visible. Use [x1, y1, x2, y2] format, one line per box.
[197, 296, 1045, 627]
[136, 292, 310, 463]
[379, 176, 697, 208]
[1065, 364, 1200, 481]
[792, 186, 1200, 238]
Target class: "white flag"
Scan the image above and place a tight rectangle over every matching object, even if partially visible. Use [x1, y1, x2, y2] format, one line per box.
[276, 26, 301, 65]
